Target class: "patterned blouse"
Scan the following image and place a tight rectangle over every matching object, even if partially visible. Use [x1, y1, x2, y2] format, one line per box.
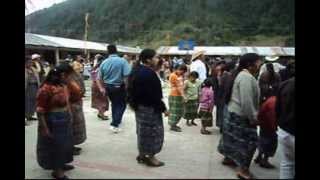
[199, 86, 214, 111]
[36, 82, 81, 113]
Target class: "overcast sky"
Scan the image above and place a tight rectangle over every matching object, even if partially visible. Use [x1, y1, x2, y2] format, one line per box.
[25, 0, 67, 16]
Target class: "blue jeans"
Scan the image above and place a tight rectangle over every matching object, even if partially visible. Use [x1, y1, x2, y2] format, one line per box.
[105, 84, 127, 127]
[278, 128, 295, 179]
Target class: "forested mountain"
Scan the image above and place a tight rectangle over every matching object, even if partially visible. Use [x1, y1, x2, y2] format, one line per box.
[25, 0, 295, 48]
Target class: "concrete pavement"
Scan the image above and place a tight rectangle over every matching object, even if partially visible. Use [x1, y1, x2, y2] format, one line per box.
[25, 80, 280, 179]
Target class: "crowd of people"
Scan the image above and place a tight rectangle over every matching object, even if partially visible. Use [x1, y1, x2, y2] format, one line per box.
[25, 45, 295, 179]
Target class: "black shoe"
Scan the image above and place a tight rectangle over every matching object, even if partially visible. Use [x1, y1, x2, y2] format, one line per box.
[73, 147, 81, 156]
[254, 156, 262, 164]
[201, 129, 212, 135]
[170, 126, 182, 132]
[191, 121, 197, 126]
[144, 157, 165, 167]
[51, 172, 69, 180]
[222, 157, 237, 167]
[73, 147, 82, 151]
[73, 150, 80, 156]
[27, 117, 37, 121]
[136, 155, 147, 164]
[98, 114, 109, 120]
[63, 164, 75, 171]
[259, 160, 276, 169]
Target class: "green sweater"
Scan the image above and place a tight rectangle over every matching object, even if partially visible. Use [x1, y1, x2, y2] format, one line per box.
[184, 79, 201, 100]
[228, 70, 260, 123]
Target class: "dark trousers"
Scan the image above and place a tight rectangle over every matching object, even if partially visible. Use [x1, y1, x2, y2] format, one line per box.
[105, 84, 127, 127]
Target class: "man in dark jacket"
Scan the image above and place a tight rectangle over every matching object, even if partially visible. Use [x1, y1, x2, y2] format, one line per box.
[275, 77, 295, 179]
[279, 61, 295, 82]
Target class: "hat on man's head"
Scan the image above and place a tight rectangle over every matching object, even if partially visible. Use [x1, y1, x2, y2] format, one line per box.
[191, 50, 206, 61]
[265, 55, 279, 62]
[95, 54, 102, 59]
[31, 54, 41, 60]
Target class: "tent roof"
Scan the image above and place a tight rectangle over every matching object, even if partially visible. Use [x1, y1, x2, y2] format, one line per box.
[157, 46, 295, 56]
[25, 33, 141, 54]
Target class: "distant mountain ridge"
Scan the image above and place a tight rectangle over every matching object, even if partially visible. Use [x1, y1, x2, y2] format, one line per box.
[25, 0, 295, 48]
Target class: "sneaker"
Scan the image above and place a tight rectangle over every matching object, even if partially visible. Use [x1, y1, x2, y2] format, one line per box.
[109, 126, 116, 131]
[110, 126, 119, 133]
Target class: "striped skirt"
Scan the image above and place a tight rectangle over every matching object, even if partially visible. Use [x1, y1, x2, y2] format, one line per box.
[25, 83, 38, 117]
[168, 96, 184, 126]
[198, 109, 213, 127]
[135, 105, 164, 156]
[36, 111, 73, 170]
[183, 99, 199, 120]
[91, 81, 109, 112]
[218, 112, 258, 168]
[216, 104, 224, 128]
[71, 101, 87, 145]
[258, 130, 278, 157]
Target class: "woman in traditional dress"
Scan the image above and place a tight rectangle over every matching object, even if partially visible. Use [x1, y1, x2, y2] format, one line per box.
[91, 55, 109, 120]
[218, 53, 262, 179]
[213, 61, 226, 132]
[25, 57, 40, 122]
[216, 61, 235, 133]
[198, 78, 214, 134]
[168, 64, 188, 132]
[259, 63, 281, 103]
[254, 63, 280, 168]
[127, 49, 169, 167]
[36, 64, 82, 179]
[183, 71, 201, 126]
[63, 63, 87, 155]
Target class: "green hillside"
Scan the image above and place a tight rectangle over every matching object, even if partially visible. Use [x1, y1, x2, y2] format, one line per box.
[25, 0, 295, 49]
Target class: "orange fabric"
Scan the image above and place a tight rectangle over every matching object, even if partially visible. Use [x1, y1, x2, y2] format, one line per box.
[36, 82, 82, 113]
[36, 84, 68, 113]
[169, 72, 184, 96]
[67, 81, 82, 103]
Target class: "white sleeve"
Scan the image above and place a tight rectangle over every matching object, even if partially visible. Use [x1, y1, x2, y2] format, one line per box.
[190, 63, 196, 72]
[200, 63, 207, 80]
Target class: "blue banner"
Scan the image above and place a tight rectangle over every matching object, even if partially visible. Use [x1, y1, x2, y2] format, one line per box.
[178, 40, 195, 50]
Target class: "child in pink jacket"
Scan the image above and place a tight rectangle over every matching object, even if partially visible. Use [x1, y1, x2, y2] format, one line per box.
[199, 78, 214, 135]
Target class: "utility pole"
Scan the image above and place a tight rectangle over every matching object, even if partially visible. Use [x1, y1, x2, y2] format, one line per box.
[84, 13, 90, 60]
[166, 32, 171, 46]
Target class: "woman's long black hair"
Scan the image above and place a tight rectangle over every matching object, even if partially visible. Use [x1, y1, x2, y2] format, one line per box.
[138, 49, 156, 66]
[225, 53, 260, 104]
[266, 62, 276, 82]
[40, 63, 74, 87]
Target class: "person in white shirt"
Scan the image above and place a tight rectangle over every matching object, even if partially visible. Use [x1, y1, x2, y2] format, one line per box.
[259, 56, 286, 79]
[190, 50, 207, 82]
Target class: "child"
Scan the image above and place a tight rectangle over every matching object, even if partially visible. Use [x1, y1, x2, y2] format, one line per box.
[168, 64, 188, 132]
[254, 96, 278, 169]
[198, 78, 214, 135]
[183, 71, 201, 126]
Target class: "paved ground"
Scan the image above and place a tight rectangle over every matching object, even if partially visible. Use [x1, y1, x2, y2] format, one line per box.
[25, 80, 280, 179]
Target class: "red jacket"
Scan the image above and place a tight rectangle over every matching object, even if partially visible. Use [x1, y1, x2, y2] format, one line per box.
[258, 96, 277, 134]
